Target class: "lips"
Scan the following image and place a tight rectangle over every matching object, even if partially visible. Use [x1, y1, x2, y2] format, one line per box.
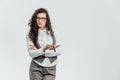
[38, 23, 42, 25]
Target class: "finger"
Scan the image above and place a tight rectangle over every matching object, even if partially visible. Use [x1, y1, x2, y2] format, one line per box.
[49, 46, 54, 49]
[29, 45, 34, 49]
[56, 45, 60, 47]
[47, 44, 51, 47]
[30, 45, 35, 48]
[49, 45, 54, 48]
[55, 45, 60, 48]
[29, 45, 37, 50]
[29, 47, 36, 50]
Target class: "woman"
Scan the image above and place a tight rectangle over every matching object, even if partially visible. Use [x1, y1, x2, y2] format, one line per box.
[26, 8, 61, 80]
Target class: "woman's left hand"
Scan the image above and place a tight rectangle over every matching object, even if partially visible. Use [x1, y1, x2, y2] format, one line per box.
[49, 44, 60, 50]
[29, 45, 37, 50]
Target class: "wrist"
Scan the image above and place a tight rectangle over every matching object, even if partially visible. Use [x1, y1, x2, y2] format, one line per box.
[43, 47, 47, 52]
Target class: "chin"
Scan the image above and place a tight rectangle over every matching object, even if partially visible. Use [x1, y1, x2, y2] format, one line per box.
[39, 26, 45, 28]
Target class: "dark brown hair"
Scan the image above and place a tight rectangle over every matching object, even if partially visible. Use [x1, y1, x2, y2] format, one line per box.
[28, 8, 56, 49]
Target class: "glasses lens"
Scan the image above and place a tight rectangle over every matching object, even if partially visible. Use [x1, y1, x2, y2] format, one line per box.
[36, 17, 46, 21]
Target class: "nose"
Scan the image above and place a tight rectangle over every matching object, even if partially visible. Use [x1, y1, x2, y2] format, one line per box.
[38, 19, 42, 23]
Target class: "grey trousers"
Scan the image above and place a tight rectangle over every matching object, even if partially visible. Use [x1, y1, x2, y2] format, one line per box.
[29, 60, 56, 80]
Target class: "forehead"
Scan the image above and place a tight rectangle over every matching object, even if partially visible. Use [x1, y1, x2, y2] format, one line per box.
[37, 13, 46, 17]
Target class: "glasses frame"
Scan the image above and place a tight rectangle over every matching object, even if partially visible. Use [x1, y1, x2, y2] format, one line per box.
[36, 17, 47, 21]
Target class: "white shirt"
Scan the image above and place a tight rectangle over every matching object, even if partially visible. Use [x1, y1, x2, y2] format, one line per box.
[26, 28, 61, 67]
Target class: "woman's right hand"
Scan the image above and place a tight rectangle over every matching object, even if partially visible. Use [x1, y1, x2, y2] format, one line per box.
[43, 44, 51, 52]
[43, 44, 60, 52]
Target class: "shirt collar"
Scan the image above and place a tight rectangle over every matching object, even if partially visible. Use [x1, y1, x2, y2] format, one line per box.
[39, 28, 47, 32]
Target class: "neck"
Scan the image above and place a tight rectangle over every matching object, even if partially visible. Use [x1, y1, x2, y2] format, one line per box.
[39, 27, 46, 30]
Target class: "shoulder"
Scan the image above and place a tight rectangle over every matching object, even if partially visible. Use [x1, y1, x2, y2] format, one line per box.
[26, 28, 31, 41]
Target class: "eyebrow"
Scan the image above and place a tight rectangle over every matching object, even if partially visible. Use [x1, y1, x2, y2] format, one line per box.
[36, 17, 46, 18]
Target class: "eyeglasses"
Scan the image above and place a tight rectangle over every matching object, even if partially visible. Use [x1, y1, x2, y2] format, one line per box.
[36, 17, 47, 21]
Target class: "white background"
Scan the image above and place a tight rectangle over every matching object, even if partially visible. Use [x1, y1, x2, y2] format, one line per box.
[0, 0, 120, 80]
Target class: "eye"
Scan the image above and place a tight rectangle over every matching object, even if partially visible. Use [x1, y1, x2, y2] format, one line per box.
[36, 17, 46, 20]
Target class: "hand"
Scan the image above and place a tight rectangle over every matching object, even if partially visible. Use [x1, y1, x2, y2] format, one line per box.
[44, 44, 54, 50]
[29, 45, 37, 50]
[48, 44, 61, 50]
[43, 44, 60, 51]
[29, 45, 45, 56]
[53, 45, 60, 48]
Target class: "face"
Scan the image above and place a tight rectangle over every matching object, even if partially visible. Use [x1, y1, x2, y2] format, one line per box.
[36, 13, 47, 29]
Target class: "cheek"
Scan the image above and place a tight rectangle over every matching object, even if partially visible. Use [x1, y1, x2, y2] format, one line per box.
[43, 21, 46, 25]
[36, 20, 39, 24]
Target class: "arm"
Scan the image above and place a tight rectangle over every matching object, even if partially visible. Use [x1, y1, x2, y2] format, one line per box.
[44, 30, 62, 57]
[45, 46, 62, 57]
[26, 33, 45, 58]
